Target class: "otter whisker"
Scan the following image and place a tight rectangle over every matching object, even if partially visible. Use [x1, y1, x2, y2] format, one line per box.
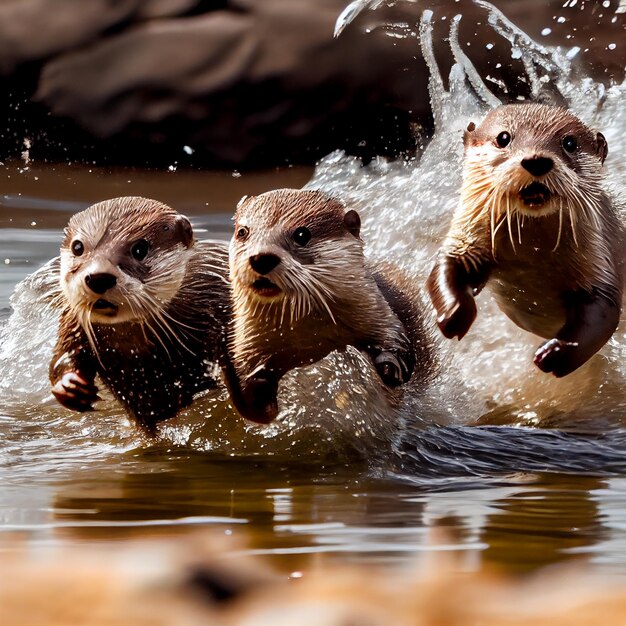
[490, 196, 497, 251]
[79, 307, 105, 370]
[552, 202, 564, 252]
[307, 275, 337, 323]
[141, 291, 196, 357]
[132, 294, 175, 360]
[158, 301, 205, 336]
[506, 196, 516, 252]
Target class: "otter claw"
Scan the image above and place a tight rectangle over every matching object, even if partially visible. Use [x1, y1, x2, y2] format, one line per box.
[534, 338, 579, 378]
[437, 296, 477, 340]
[374, 351, 412, 388]
[240, 374, 279, 424]
[51, 372, 100, 412]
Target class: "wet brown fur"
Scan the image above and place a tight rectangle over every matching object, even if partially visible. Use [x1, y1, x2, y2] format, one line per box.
[427, 103, 623, 377]
[49, 197, 231, 432]
[227, 188, 433, 423]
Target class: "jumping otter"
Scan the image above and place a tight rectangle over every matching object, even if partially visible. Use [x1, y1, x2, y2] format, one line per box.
[226, 188, 432, 424]
[427, 103, 623, 377]
[49, 196, 231, 432]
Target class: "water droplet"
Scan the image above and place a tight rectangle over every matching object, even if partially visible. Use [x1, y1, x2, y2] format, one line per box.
[486, 42, 494, 50]
[608, 43, 617, 50]
[4, 259, 10, 265]
[566, 46, 581, 59]
[541, 27, 552, 36]
[183, 145, 194, 155]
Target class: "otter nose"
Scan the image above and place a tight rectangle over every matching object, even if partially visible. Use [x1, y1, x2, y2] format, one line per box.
[85, 272, 117, 294]
[249, 253, 281, 275]
[521, 156, 553, 177]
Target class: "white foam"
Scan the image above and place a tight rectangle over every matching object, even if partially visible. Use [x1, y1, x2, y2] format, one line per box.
[314, 1, 626, 428]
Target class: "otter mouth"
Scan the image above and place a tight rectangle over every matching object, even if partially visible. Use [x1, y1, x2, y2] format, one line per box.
[92, 299, 119, 316]
[251, 277, 282, 298]
[519, 182, 552, 208]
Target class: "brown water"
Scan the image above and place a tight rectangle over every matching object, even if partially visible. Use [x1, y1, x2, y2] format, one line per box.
[3, 159, 626, 578]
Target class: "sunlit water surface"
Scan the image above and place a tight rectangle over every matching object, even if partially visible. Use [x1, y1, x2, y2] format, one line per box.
[2, 1, 626, 577]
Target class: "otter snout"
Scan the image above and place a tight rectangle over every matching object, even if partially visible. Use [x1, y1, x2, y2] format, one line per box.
[521, 156, 553, 177]
[85, 272, 117, 295]
[249, 253, 281, 275]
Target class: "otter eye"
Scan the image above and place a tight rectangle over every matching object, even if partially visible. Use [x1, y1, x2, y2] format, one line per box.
[71, 240, 84, 256]
[496, 131, 511, 148]
[562, 135, 578, 153]
[131, 239, 149, 261]
[293, 227, 311, 246]
[235, 226, 249, 241]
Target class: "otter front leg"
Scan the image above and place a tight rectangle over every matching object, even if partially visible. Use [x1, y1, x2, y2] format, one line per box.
[51, 371, 101, 411]
[426, 253, 492, 340]
[221, 360, 280, 424]
[49, 350, 100, 411]
[534, 289, 621, 377]
[49, 313, 100, 411]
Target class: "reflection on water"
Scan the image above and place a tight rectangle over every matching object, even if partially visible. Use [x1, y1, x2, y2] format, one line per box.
[3, 0, 626, 580]
[3, 442, 624, 576]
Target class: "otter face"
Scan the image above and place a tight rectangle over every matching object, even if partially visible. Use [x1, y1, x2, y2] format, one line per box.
[463, 103, 608, 219]
[230, 189, 363, 321]
[60, 197, 194, 326]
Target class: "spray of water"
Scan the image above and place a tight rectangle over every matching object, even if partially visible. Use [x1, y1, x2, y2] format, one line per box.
[2, 0, 626, 462]
[316, 0, 626, 429]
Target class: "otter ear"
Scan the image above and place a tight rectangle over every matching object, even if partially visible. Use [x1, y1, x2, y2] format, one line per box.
[176, 215, 194, 248]
[463, 122, 476, 148]
[343, 209, 361, 238]
[596, 132, 608, 164]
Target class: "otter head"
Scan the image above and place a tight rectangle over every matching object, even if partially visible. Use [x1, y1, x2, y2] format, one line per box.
[463, 103, 608, 220]
[60, 197, 194, 328]
[230, 189, 363, 321]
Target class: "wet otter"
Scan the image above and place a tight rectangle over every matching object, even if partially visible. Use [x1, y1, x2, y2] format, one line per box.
[49, 196, 231, 432]
[427, 103, 623, 377]
[226, 188, 432, 424]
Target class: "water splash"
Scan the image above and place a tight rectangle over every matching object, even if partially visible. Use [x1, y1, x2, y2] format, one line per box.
[2, 0, 626, 471]
[314, 0, 626, 428]
[334, 0, 389, 37]
[0, 260, 412, 460]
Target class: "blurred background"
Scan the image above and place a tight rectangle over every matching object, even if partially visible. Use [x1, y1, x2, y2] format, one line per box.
[1, 0, 625, 170]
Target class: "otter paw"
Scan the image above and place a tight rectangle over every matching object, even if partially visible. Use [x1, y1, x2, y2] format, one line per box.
[436, 295, 477, 340]
[51, 372, 101, 412]
[241, 376, 279, 424]
[374, 351, 412, 387]
[533, 338, 579, 378]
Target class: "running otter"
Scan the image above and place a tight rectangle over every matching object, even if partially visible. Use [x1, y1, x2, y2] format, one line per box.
[49, 196, 231, 432]
[226, 188, 432, 424]
[427, 103, 623, 377]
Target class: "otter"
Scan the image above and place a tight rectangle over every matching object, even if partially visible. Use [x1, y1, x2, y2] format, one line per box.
[49, 196, 231, 432]
[225, 188, 432, 424]
[427, 103, 623, 377]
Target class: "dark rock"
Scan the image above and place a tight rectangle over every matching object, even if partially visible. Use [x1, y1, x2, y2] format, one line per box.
[0, 0, 624, 168]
